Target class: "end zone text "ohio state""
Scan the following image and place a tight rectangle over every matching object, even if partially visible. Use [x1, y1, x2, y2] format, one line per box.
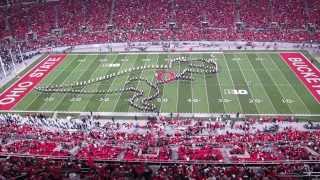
[0, 54, 67, 110]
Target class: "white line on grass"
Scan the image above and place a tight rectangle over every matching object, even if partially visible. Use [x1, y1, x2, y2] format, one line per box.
[201, 54, 211, 113]
[189, 54, 194, 113]
[235, 55, 265, 114]
[68, 51, 303, 56]
[191, 53, 210, 113]
[176, 56, 181, 113]
[127, 54, 154, 112]
[216, 83, 310, 87]
[70, 52, 224, 56]
[221, 54, 243, 113]
[158, 54, 167, 112]
[243, 54, 277, 113]
[95, 55, 132, 111]
[50, 56, 96, 110]
[2, 110, 320, 117]
[214, 55, 228, 113]
[267, 54, 311, 113]
[145, 54, 160, 111]
[110, 55, 140, 112]
[258, 54, 296, 113]
[22, 55, 76, 109]
[79, 54, 118, 111]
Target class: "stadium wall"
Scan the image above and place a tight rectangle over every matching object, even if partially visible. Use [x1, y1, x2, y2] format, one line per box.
[37, 41, 319, 54]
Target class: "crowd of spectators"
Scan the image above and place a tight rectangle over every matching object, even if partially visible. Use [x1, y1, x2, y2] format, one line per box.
[0, 157, 320, 180]
[113, 0, 170, 30]
[0, 113, 320, 163]
[308, 0, 320, 27]
[0, 41, 40, 80]
[0, 0, 319, 53]
[1, 156, 319, 179]
[0, 113, 320, 178]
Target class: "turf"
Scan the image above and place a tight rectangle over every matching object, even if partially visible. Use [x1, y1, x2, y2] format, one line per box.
[6, 52, 320, 115]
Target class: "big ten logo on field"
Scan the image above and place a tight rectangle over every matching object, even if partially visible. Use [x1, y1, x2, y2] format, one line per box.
[224, 89, 248, 95]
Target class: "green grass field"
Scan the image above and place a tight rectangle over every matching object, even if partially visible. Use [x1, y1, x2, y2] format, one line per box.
[7, 52, 320, 115]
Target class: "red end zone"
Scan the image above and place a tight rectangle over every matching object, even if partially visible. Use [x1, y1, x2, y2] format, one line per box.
[280, 52, 320, 103]
[0, 54, 67, 110]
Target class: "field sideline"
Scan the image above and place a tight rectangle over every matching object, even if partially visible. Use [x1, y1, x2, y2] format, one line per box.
[1, 51, 320, 115]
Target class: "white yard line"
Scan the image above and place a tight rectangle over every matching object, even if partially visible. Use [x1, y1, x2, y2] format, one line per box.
[213, 55, 227, 113]
[22, 55, 76, 109]
[267, 54, 311, 113]
[258, 55, 296, 114]
[70, 52, 224, 56]
[175, 57, 181, 113]
[110, 55, 140, 112]
[158, 55, 168, 112]
[191, 54, 210, 113]
[189, 54, 194, 113]
[50, 56, 95, 110]
[221, 54, 244, 113]
[212, 83, 305, 87]
[96, 55, 132, 111]
[201, 57, 211, 113]
[79, 54, 118, 111]
[235, 57, 264, 114]
[68, 51, 311, 57]
[68, 51, 305, 56]
[145, 54, 160, 110]
[242, 54, 277, 113]
[1, 110, 320, 117]
[127, 55, 152, 112]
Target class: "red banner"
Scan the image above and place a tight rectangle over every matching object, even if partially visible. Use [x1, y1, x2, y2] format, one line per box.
[0, 54, 67, 110]
[280, 52, 320, 103]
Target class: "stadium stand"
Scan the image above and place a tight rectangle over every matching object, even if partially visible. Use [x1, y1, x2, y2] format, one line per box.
[0, 156, 318, 179]
[0, 113, 320, 162]
[0, 0, 319, 49]
[0, 113, 320, 178]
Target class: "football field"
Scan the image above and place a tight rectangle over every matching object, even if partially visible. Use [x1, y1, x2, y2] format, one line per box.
[1, 51, 320, 115]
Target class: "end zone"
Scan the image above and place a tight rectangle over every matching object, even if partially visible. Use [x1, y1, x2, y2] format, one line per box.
[279, 52, 320, 103]
[0, 54, 67, 110]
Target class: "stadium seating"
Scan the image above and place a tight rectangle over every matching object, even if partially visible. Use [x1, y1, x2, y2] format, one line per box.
[308, 0, 320, 27]
[113, 0, 170, 30]
[0, 113, 319, 163]
[240, 0, 271, 29]
[0, 0, 319, 52]
[0, 156, 318, 179]
[0, 113, 319, 178]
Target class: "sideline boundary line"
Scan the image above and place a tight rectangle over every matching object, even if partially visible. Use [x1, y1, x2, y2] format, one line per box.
[1, 110, 319, 117]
